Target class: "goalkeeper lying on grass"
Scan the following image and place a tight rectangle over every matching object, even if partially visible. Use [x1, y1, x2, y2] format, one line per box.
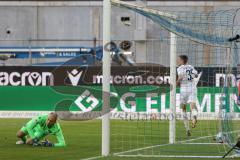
[16, 112, 66, 147]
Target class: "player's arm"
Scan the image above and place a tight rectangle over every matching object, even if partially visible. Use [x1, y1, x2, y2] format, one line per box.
[54, 125, 66, 147]
[176, 75, 183, 86]
[192, 67, 198, 78]
[176, 68, 183, 86]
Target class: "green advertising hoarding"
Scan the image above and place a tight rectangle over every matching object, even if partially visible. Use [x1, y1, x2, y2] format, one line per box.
[0, 86, 239, 114]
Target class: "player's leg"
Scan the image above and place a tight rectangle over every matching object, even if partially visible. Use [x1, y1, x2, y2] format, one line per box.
[180, 92, 191, 136]
[17, 126, 45, 145]
[182, 104, 191, 136]
[190, 102, 198, 128]
[189, 90, 198, 128]
[16, 127, 28, 144]
[26, 138, 34, 145]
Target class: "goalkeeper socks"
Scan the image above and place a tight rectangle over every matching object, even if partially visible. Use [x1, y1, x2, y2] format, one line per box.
[21, 136, 26, 143]
[183, 112, 190, 131]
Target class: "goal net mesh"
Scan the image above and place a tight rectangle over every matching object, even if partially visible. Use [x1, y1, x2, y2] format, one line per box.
[108, 0, 240, 158]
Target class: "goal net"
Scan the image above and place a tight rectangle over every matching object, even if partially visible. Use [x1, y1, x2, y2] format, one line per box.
[103, 0, 240, 158]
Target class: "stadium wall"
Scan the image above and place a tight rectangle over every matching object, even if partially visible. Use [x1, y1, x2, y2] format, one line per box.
[0, 1, 239, 65]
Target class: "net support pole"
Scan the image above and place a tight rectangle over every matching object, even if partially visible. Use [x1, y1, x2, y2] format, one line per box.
[102, 0, 111, 156]
[169, 32, 176, 144]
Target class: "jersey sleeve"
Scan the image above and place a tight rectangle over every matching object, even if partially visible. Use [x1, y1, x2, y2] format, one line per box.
[54, 124, 66, 147]
[177, 67, 184, 76]
[192, 66, 198, 75]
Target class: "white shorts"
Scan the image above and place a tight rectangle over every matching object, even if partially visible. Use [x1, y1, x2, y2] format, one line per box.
[180, 89, 197, 104]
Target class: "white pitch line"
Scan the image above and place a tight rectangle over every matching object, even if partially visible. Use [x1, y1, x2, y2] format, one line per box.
[113, 143, 171, 156]
[183, 143, 226, 145]
[178, 135, 215, 143]
[117, 155, 225, 159]
[179, 129, 240, 144]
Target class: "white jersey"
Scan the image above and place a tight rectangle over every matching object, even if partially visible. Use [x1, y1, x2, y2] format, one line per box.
[177, 64, 198, 92]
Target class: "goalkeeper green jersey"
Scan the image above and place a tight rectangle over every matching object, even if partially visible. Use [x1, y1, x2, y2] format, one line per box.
[21, 114, 66, 147]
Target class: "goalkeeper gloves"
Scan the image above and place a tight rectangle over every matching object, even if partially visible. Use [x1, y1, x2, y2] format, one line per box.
[41, 139, 54, 147]
[32, 139, 54, 147]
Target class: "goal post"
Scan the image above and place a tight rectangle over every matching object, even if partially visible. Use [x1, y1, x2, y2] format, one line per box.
[102, 0, 111, 156]
[169, 32, 177, 144]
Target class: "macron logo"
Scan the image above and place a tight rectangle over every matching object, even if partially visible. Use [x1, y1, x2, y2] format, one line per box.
[67, 69, 83, 86]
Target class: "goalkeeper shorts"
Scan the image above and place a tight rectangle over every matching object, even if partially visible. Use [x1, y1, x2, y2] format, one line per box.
[20, 126, 45, 139]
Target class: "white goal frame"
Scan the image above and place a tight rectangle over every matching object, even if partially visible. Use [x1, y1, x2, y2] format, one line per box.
[102, 0, 177, 156]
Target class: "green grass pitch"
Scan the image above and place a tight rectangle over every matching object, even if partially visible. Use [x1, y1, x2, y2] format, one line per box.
[0, 118, 237, 160]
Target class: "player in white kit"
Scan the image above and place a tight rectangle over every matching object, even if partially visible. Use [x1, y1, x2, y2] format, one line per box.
[177, 55, 198, 136]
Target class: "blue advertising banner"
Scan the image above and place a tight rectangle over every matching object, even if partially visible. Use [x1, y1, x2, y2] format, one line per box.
[0, 46, 103, 59]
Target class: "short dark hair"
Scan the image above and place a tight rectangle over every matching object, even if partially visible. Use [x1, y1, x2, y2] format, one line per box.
[179, 55, 188, 64]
